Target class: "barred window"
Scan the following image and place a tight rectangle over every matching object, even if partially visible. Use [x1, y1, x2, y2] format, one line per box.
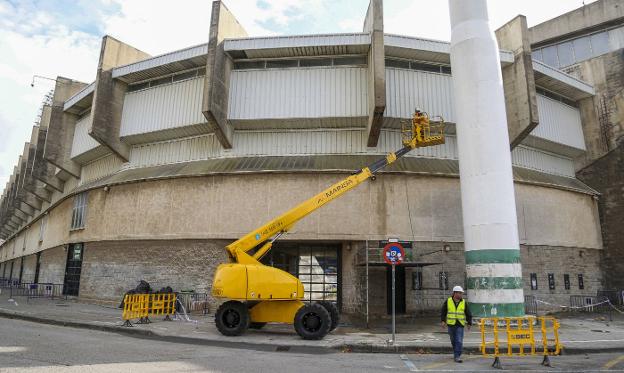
[71, 192, 88, 230]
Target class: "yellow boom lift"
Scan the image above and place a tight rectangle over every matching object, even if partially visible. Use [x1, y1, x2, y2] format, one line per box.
[212, 110, 444, 339]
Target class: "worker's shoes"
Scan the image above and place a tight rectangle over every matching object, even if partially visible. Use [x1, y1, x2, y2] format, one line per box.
[454, 357, 463, 363]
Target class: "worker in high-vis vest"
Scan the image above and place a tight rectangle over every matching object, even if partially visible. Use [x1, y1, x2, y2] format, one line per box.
[440, 285, 472, 363]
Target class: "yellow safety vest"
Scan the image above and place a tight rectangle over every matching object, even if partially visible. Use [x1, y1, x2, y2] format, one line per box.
[446, 297, 466, 326]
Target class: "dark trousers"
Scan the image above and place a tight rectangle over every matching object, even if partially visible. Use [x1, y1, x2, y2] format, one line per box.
[447, 324, 465, 358]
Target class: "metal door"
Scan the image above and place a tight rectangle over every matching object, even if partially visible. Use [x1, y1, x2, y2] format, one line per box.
[63, 243, 84, 296]
[34, 253, 41, 283]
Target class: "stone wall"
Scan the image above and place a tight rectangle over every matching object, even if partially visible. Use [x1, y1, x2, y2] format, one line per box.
[0, 174, 603, 264]
[39, 245, 67, 284]
[521, 245, 603, 311]
[578, 144, 624, 290]
[347, 241, 602, 317]
[78, 239, 228, 305]
[20, 254, 38, 283]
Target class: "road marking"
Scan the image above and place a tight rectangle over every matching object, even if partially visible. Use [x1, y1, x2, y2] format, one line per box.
[400, 354, 418, 371]
[421, 355, 479, 370]
[604, 355, 624, 370]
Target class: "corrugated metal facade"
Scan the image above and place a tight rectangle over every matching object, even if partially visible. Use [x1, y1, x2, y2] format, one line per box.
[120, 77, 208, 143]
[224, 33, 370, 58]
[511, 145, 575, 177]
[125, 129, 573, 177]
[534, 94, 586, 150]
[70, 112, 101, 159]
[129, 135, 221, 168]
[228, 67, 368, 121]
[112, 43, 208, 80]
[80, 154, 125, 184]
[385, 67, 455, 122]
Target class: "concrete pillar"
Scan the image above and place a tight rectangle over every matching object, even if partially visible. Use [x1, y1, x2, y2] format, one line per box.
[202, 0, 248, 149]
[23, 126, 54, 203]
[494, 16, 539, 149]
[19, 203, 35, 216]
[33, 106, 64, 192]
[44, 77, 88, 178]
[89, 36, 151, 161]
[449, 0, 525, 317]
[363, 0, 386, 147]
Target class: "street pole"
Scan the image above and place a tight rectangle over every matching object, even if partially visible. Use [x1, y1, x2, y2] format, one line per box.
[391, 263, 396, 344]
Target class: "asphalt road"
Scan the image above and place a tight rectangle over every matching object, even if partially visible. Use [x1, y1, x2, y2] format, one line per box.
[0, 318, 623, 373]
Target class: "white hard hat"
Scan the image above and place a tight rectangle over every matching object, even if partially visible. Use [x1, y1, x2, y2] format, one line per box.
[452, 286, 464, 293]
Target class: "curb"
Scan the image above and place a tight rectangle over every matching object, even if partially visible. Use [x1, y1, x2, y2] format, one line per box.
[1, 311, 622, 355]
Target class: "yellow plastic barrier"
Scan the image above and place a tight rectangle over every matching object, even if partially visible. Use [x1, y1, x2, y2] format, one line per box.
[480, 316, 562, 369]
[122, 294, 149, 327]
[149, 293, 177, 321]
[121, 293, 177, 326]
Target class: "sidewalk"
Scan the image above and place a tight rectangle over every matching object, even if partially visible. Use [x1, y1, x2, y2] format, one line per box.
[0, 293, 623, 354]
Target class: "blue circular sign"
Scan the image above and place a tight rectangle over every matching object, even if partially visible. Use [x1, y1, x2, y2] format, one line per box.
[383, 243, 405, 265]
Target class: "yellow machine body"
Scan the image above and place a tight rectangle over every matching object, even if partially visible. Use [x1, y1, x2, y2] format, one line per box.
[212, 263, 305, 301]
[249, 300, 306, 324]
[212, 110, 444, 326]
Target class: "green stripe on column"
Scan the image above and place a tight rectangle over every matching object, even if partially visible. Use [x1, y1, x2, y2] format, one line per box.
[468, 302, 525, 318]
[465, 249, 520, 264]
[466, 277, 523, 289]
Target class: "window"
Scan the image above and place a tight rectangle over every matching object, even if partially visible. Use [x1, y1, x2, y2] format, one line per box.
[573, 36, 592, 61]
[266, 59, 299, 68]
[333, 56, 367, 66]
[149, 76, 172, 87]
[542, 45, 559, 67]
[39, 215, 47, 242]
[410, 61, 442, 73]
[172, 70, 198, 82]
[385, 58, 410, 69]
[578, 274, 584, 290]
[233, 60, 265, 70]
[548, 273, 555, 290]
[564, 274, 571, 290]
[412, 271, 423, 290]
[533, 48, 543, 62]
[590, 32, 610, 56]
[439, 271, 449, 290]
[71, 192, 88, 230]
[530, 273, 538, 290]
[127, 81, 149, 92]
[299, 58, 332, 67]
[557, 41, 575, 67]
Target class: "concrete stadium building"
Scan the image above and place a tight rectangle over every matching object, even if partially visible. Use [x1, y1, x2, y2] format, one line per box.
[0, 0, 617, 319]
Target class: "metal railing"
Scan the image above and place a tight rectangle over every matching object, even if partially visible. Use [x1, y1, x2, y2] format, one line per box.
[0, 279, 66, 301]
[524, 295, 538, 315]
[569, 295, 610, 312]
[176, 292, 210, 315]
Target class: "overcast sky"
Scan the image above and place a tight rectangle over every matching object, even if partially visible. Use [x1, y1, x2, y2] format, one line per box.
[0, 0, 596, 190]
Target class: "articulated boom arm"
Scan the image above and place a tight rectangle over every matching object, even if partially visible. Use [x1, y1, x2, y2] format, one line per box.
[225, 111, 444, 265]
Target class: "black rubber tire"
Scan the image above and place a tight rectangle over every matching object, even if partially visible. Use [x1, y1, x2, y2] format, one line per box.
[249, 322, 267, 330]
[293, 303, 331, 340]
[318, 301, 340, 331]
[215, 301, 250, 336]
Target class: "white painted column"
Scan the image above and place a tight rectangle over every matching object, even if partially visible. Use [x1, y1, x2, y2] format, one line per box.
[449, 0, 525, 317]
